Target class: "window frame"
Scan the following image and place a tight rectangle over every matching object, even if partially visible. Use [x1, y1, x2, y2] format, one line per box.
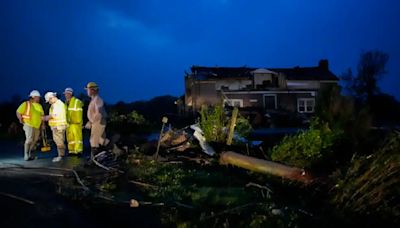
[297, 98, 315, 113]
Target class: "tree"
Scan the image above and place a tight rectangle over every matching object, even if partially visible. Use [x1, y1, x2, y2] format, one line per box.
[343, 50, 389, 103]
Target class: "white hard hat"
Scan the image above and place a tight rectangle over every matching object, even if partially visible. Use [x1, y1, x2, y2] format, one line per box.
[29, 90, 41, 98]
[63, 87, 74, 94]
[44, 92, 57, 103]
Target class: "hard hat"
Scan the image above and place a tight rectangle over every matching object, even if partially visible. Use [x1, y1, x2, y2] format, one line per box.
[29, 90, 41, 98]
[44, 92, 56, 103]
[63, 87, 74, 94]
[85, 82, 99, 90]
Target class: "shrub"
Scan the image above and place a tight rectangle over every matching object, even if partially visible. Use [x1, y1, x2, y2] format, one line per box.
[270, 118, 343, 168]
[127, 110, 146, 125]
[235, 116, 253, 138]
[199, 104, 227, 143]
[331, 132, 400, 221]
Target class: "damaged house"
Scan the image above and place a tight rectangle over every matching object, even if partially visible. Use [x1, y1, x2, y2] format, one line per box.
[184, 60, 339, 117]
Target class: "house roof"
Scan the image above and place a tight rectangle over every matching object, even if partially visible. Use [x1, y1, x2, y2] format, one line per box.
[270, 67, 338, 81]
[190, 64, 339, 81]
[251, 68, 278, 75]
[190, 66, 255, 80]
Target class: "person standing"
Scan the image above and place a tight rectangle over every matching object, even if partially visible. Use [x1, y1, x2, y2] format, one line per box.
[84, 82, 109, 159]
[64, 87, 83, 156]
[16, 90, 44, 161]
[43, 92, 67, 162]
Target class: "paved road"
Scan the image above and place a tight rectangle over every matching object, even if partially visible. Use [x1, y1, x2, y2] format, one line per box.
[0, 139, 162, 228]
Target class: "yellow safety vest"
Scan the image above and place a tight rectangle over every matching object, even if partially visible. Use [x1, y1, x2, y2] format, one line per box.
[49, 99, 67, 127]
[66, 97, 83, 125]
[22, 101, 32, 120]
[16, 101, 44, 129]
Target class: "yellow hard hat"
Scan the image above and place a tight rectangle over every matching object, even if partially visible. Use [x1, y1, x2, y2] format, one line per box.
[85, 82, 99, 89]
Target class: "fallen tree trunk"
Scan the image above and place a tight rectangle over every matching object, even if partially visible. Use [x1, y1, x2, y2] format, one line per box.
[219, 151, 313, 183]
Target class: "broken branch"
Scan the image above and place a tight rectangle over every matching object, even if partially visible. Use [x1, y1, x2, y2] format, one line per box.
[0, 192, 35, 205]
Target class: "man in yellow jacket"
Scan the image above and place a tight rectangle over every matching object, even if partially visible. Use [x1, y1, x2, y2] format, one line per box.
[64, 87, 83, 156]
[16, 90, 44, 161]
[43, 92, 67, 162]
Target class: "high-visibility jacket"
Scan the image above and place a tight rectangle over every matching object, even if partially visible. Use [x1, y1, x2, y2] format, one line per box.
[66, 97, 83, 125]
[49, 99, 67, 127]
[16, 101, 44, 129]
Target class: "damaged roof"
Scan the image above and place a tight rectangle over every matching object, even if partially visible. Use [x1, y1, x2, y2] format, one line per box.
[190, 63, 339, 81]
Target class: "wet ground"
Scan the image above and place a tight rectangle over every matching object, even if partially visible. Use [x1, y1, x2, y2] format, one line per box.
[0, 139, 163, 228]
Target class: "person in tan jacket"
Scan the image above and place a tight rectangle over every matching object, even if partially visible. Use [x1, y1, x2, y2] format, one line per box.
[84, 82, 109, 159]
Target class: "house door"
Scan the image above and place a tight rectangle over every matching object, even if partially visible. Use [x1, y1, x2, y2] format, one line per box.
[263, 94, 277, 110]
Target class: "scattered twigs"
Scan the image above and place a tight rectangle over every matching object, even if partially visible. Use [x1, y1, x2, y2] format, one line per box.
[177, 155, 212, 165]
[129, 180, 159, 189]
[1, 168, 65, 177]
[0, 191, 35, 205]
[174, 201, 194, 209]
[0, 163, 89, 191]
[93, 152, 124, 174]
[246, 182, 273, 198]
[96, 194, 165, 207]
[202, 203, 258, 220]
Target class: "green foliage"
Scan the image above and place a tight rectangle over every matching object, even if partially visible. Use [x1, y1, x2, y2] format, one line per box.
[198, 104, 253, 143]
[109, 110, 146, 125]
[108, 109, 152, 133]
[316, 85, 355, 130]
[99, 182, 117, 192]
[271, 118, 343, 168]
[127, 156, 307, 227]
[127, 110, 146, 125]
[235, 116, 253, 138]
[332, 132, 400, 221]
[316, 84, 374, 161]
[199, 104, 227, 143]
[109, 111, 127, 123]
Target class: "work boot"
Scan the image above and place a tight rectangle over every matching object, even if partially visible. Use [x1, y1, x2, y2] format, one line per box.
[57, 147, 65, 157]
[91, 147, 99, 159]
[24, 143, 30, 161]
[86, 147, 98, 166]
[29, 144, 36, 160]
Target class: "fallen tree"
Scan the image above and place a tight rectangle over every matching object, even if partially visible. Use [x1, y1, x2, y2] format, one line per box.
[219, 151, 313, 183]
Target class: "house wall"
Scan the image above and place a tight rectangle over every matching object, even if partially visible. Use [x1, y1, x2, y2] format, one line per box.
[224, 93, 263, 108]
[277, 92, 316, 112]
[191, 81, 220, 110]
[184, 76, 193, 108]
[253, 74, 273, 86]
[286, 80, 320, 90]
[215, 79, 252, 91]
[185, 72, 335, 113]
[222, 91, 317, 112]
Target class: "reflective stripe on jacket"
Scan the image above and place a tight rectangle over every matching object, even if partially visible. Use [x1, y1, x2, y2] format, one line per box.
[49, 99, 67, 127]
[66, 97, 83, 124]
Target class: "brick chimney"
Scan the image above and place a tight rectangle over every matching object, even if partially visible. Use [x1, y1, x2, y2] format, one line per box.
[319, 59, 329, 71]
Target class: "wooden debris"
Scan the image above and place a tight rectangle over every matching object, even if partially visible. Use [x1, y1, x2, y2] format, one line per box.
[219, 151, 313, 183]
[246, 182, 273, 194]
[0, 192, 35, 205]
[129, 180, 159, 189]
[226, 107, 239, 146]
[155, 117, 169, 161]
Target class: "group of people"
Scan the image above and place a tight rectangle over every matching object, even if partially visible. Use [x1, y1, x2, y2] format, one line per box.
[16, 82, 108, 162]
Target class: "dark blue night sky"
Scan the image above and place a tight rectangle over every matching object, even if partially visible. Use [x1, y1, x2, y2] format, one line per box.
[0, 0, 399, 103]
